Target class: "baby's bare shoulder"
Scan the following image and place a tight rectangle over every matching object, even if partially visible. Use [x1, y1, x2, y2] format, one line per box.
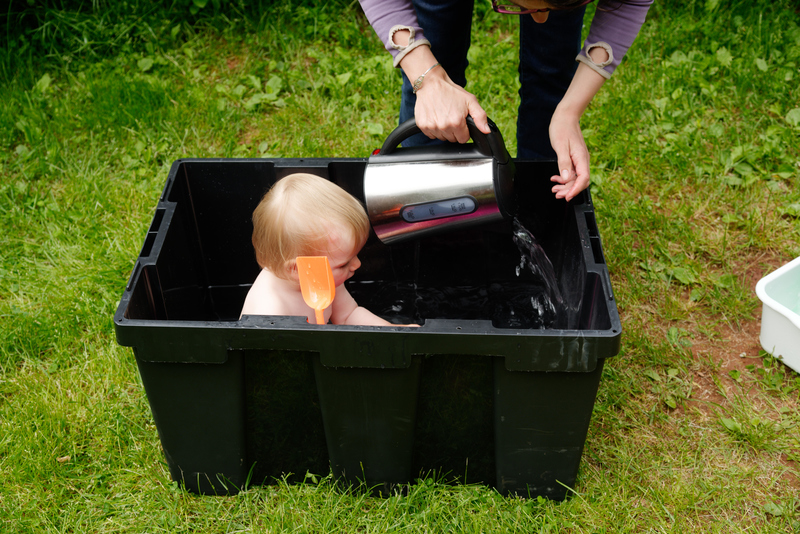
[240, 269, 306, 318]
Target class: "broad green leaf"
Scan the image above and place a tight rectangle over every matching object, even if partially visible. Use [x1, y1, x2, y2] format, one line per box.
[663, 395, 677, 409]
[779, 203, 800, 218]
[716, 47, 733, 67]
[705, 0, 719, 11]
[723, 175, 743, 186]
[734, 162, 754, 176]
[755, 58, 768, 72]
[193, 0, 209, 8]
[366, 122, 384, 136]
[730, 145, 745, 162]
[671, 267, 696, 285]
[265, 76, 283, 94]
[137, 57, 154, 72]
[763, 502, 784, 517]
[669, 50, 688, 64]
[786, 108, 800, 127]
[244, 94, 263, 111]
[336, 72, 353, 86]
[358, 73, 376, 84]
[643, 369, 661, 382]
[713, 273, 735, 288]
[244, 93, 275, 111]
[720, 417, 742, 433]
[667, 327, 682, 346]
[34, 73, 51, 93]
[247, 75, 262, 91]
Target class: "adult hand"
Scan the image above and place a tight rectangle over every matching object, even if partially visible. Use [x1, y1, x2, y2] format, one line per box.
[398, 42, 490, 144]
[413, 68, 490, 144]
[548, 107, 590, 202]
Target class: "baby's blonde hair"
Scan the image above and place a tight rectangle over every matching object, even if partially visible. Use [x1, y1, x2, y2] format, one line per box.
[252, 173, 370, 277]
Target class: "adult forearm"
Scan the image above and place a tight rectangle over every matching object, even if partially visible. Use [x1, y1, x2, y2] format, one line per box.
[396, 38, 439, 87]
[556, 61, 606, 120]
[547, 61, 606, 202]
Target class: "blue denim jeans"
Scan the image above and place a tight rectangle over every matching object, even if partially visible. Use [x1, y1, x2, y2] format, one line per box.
[398, 0, 585, 159]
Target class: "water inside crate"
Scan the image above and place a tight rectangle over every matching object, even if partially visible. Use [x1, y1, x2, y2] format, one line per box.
[187, 216, 579, 328]
[349, 219, 572, 329]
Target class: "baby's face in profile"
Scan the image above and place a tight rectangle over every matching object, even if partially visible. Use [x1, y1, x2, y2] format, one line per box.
[319, 224, 363, 287]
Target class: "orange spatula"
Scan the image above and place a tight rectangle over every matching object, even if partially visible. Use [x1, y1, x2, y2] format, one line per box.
[297, 256, 336, 325]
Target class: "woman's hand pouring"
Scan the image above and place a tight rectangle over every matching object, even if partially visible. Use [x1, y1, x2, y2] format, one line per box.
[399, 41, 491, 143]
[413, 67, 491, 144]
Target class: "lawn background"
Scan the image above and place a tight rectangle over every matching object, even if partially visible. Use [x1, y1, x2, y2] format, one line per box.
[2, 0, 800, 531]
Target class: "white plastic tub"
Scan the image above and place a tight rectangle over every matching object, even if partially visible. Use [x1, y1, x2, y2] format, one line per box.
[755, 256, 800, 374]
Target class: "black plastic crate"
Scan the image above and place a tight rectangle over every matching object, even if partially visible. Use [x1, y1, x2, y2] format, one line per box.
[114, 158, 621, 499]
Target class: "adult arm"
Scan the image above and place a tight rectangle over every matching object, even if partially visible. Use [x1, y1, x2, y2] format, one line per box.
[549, 60, 605, 201]
[358, 0, 490, 142]
[550, 0, 653, 201]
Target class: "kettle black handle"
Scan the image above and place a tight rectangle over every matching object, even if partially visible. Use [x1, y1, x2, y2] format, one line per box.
[379, 116, 509, 164]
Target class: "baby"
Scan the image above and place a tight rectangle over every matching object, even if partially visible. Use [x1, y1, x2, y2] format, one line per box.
[240, 173, 414, 327]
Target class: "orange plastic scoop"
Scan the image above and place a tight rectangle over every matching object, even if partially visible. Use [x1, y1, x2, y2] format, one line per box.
[297, 256, 336, 325]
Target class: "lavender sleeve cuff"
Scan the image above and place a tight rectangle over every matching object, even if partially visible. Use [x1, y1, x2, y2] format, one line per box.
[578, 0, 653, 79]
[358, 0, 429, 67]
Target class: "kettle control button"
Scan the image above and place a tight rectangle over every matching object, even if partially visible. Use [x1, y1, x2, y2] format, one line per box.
[401, 196, 477, 223]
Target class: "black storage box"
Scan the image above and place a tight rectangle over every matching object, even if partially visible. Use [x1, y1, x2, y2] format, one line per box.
[114, 158, 621, 500]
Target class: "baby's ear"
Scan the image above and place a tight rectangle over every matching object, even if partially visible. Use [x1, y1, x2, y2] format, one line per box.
[285, 259, 300, 282]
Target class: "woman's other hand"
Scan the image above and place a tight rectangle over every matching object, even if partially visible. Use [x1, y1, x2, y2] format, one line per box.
[549, 106, 590, 202]
[548, 61, 607, 201]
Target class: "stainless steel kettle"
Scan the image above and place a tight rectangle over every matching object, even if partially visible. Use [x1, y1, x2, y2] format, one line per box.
[364, 116, 516, 245]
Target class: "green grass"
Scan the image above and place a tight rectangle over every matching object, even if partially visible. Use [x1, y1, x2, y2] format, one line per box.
[2, 0, 800, 531]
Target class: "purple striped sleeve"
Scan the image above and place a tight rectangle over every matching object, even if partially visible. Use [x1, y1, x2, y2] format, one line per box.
[580, 0, 653, 78]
